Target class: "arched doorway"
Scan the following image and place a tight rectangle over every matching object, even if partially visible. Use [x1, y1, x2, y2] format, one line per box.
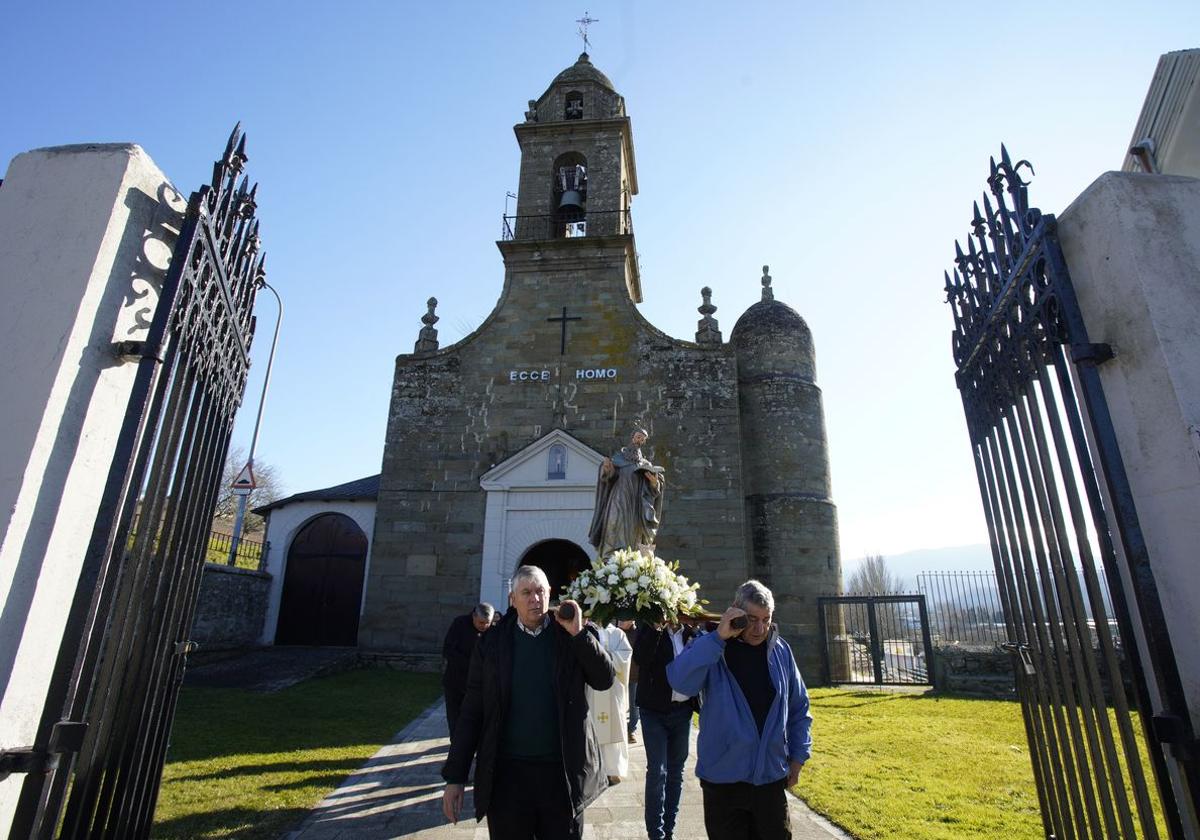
[276, 513, 368, 646]
[518, 539, 589, 602]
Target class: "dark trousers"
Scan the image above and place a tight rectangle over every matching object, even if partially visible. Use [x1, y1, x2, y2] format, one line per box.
[701, 778, 791, 840]
[627, 681, 640, 734]
[444, 687, 465, 738]
[487, 758, 583, 840]
[641, 704, 692, 840]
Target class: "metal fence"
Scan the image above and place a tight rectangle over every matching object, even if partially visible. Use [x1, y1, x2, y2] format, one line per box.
[917, 570, 1120, 649]
[818, 595, 934, 686]
[206, 528, 264, 568]
[132, 514, 263, 570]
[501, 208, 632, 241]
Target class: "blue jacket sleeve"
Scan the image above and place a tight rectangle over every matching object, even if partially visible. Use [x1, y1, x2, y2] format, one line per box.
[786, 657, 812, 764]
[666, 630, 725, 696]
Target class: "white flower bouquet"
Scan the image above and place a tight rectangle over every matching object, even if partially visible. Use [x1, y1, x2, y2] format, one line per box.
[563, 548, 706, 626]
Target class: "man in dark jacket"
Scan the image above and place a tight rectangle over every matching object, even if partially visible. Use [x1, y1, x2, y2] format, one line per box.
[441, 602, 495, 737]
[634, 620, 697, 840]
[441, 565, 614, 838]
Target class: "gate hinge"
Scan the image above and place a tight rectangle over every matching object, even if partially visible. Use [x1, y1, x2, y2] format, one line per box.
[0, 720, 87, 781]
[112, 340, 164, 363]
[174, 640, 198, 656]
[1070, 343, 1114, 367]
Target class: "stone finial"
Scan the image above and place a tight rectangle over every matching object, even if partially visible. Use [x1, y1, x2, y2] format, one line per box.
[761, 265, 774, 302]
[414, 297, 439, 353]
[695, 286, 722, 346]
[524, 99, 538, 123]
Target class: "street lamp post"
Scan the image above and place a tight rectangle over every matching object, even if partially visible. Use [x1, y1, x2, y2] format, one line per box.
[228, 279, 282, 566]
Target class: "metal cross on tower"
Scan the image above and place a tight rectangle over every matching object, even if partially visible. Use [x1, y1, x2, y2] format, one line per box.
[576, 11, 598, 52]
[547, 306, 582, 355]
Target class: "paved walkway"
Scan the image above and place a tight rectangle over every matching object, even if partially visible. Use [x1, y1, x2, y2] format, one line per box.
[285, 700, 850, 840]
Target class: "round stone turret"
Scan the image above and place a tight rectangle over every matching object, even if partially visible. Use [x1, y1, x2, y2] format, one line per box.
[731, 296, 816, 385]
[732, 266, 840, 675]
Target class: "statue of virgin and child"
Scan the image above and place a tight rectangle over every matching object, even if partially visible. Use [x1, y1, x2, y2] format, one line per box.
[588, 426, 666, 557]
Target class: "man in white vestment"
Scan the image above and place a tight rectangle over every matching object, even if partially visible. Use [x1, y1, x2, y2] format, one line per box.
[588, 622, 633, 783]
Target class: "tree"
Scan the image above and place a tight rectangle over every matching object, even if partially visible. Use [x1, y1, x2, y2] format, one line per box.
[212, 445, 283, 534]
[846, 554, 904, 594]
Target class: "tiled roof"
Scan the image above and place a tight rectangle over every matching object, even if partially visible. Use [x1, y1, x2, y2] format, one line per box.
[253, 474, 380, 515]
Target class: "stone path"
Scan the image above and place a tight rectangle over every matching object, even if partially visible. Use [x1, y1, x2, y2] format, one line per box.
[285, 700, 851, 839]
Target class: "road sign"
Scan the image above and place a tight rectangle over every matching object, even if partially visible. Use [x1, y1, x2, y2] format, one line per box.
[231, 462, 256, 496]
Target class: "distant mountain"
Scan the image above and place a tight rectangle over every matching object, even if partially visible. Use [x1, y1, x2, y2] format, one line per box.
[843, 543, 993, 592]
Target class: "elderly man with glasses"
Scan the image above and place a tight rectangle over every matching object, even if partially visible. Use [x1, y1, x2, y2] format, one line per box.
[667, 580, 812, 840]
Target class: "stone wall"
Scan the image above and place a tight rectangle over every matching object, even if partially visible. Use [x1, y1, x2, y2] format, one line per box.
[191, 563, 271, 651]
[932, 645, 1015, 697]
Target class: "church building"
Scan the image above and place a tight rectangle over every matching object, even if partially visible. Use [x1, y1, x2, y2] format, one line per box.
[353, 53, 842, 676]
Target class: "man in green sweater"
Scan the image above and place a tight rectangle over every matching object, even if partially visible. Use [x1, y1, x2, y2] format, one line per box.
[442, 565, 615, 838]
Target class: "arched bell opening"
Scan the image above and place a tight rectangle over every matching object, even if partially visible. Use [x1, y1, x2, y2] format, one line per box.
[275, 513, 368, 646]
[551, 152, 588, 239]
[564, 90, 584, 120]
[516, 539, 590, 603]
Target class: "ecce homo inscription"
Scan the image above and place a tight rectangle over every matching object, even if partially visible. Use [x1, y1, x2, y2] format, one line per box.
[507, 367, 618, 382]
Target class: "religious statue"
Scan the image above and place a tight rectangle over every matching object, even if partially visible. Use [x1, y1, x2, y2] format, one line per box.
[588, 427, 666, 556]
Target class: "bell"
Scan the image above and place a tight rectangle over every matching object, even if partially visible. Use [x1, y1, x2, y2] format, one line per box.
[558, 190, 585, 212]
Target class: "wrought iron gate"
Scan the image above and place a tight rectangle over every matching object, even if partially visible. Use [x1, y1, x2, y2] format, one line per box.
[817, 595, 934, 687]
[8, 126, 265, 839]
[944, 147, 1199, 838]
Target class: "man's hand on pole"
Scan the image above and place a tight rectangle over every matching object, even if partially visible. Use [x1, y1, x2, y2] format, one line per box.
[442, 783, 464, 824]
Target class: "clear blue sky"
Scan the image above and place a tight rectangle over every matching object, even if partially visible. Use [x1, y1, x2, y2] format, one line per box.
[4, 2, 1196, 561]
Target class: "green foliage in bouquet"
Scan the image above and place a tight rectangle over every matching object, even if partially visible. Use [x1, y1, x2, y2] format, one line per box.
[563, 548, 706, 626]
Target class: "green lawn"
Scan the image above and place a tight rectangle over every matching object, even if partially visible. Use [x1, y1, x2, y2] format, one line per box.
[794, 688, 1166, 840]
[152, 669, 441, 839]
[794, 689, 1043, 839]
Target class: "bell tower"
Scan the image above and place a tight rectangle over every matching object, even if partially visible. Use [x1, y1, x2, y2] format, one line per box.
[504, 52, 641, 301]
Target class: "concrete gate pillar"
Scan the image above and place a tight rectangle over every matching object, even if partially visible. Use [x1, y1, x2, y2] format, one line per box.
[0, 144, 180, 832]
[1058, 171, 1200, 737]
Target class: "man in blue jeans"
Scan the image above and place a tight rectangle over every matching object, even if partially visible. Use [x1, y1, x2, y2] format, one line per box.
[633, 619, 696, 840]
[667, 580, 811, 840]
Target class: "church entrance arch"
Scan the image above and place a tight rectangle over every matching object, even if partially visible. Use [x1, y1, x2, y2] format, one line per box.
[276, 513, 368, 646]
[518, 539, 590, 602]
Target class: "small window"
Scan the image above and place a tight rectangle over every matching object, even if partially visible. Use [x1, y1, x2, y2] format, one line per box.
[565, 92, 583, 120]
[547, 445, 567, 479]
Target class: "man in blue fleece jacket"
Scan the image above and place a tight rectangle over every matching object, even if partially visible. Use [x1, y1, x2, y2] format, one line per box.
[667, 580, 811, 840]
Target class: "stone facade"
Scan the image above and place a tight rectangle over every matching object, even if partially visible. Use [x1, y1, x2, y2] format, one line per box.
[191, 563, 272, 650]
[363, 54, 840, 676]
